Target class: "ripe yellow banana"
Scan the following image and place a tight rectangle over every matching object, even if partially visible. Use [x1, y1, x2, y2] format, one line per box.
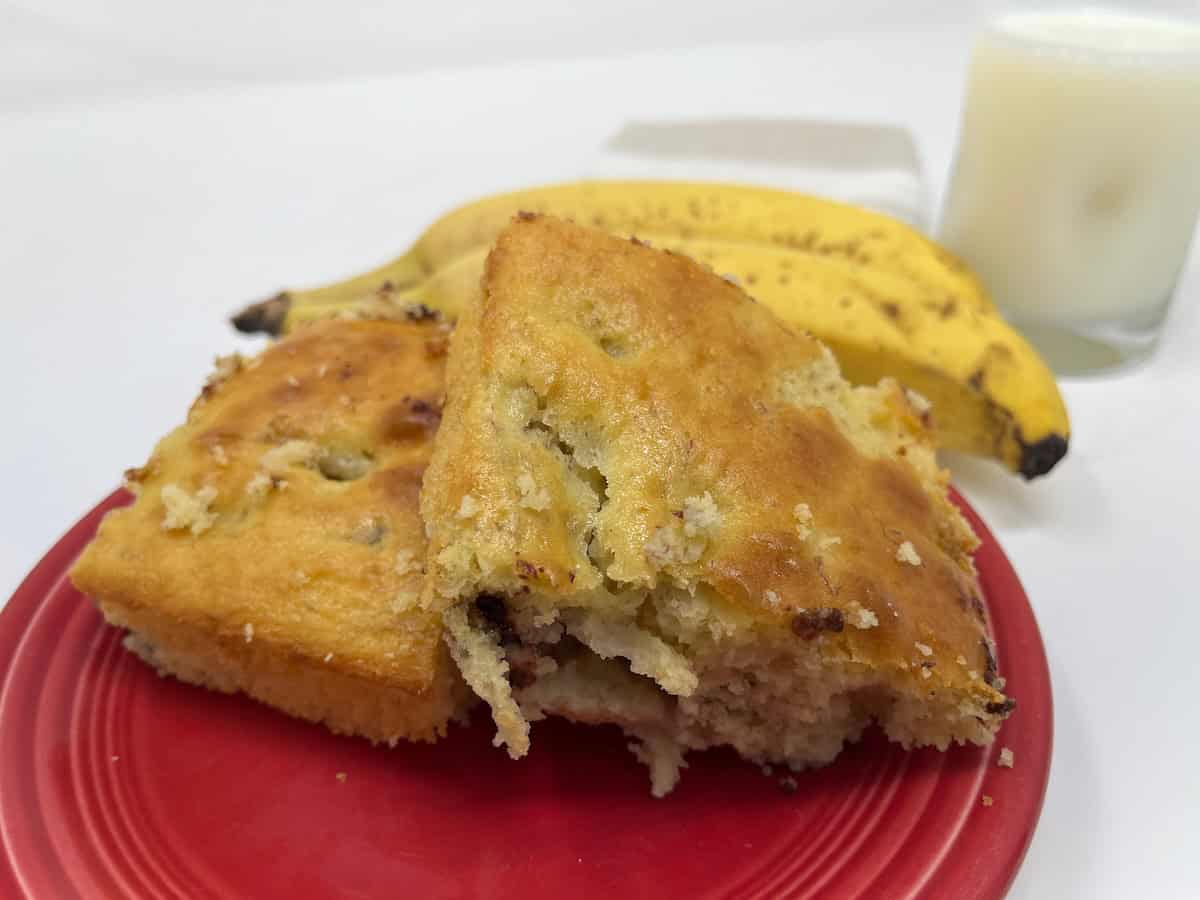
[232, 181, 1068, 478]
[232, 180, 994, 333]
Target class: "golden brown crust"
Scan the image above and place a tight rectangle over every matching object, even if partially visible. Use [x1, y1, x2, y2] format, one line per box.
[71, 318, 469, 744]
[422, 215, 1008, 717]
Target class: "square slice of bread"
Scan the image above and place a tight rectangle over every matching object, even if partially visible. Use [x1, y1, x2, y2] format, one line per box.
[71, 316, 470, 744]
[421, 214, 1013, 794]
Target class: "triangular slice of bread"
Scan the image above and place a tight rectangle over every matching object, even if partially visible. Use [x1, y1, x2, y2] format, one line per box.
[421, 214, 1012, 794]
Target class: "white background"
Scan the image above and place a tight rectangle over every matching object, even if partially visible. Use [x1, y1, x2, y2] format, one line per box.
[3, 2, 1200, 897]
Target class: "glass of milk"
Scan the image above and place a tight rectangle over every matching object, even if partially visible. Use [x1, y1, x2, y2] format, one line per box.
[939, 8, 1200, 373]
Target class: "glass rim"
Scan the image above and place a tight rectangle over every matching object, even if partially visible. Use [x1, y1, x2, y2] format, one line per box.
[982, 6, 1200, 66]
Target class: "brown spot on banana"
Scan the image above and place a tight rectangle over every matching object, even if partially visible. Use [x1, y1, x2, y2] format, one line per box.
[986, 341, 1014, 359]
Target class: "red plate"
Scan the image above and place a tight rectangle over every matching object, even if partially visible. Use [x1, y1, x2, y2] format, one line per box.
[0, 489, 1050, 899]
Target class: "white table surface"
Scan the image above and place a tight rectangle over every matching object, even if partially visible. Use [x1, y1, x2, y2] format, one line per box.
[3, 9, 1199, 899]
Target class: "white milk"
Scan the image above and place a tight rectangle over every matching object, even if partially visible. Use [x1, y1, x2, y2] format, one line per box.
[940, 10, 1200, 331]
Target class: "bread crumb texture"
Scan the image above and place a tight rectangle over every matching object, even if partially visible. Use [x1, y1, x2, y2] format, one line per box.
[846, 601, 879, 630]
[646, 492, 722, 567]
[160, 484, 218, 535]
[516, 471, 551, 510]
[260, 439, 320, 476]
[896, 540, 923, 566]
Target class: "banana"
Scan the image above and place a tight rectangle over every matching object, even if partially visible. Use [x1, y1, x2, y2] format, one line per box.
[232, 180, 994, 334]
[232, 181, 1068, 478]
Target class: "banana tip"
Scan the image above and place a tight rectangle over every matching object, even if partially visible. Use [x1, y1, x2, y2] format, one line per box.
[231, 292, 292, 337]
[1017, 432, 1069, 480]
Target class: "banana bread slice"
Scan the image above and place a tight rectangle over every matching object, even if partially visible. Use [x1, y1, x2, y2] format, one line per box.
[71, 316, 470, 744]
[420, 214, 1013, 794]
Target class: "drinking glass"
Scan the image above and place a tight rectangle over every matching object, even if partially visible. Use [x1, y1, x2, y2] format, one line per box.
[940, 9, 1200, 373]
